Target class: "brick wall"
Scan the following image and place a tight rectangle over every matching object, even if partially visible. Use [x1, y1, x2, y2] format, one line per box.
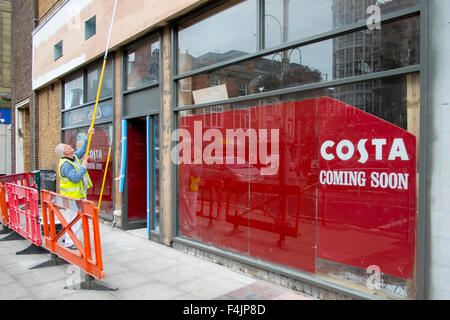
[37, 82, 61, 189]
[0, 0, 11, 93]
[11, 0, 38, 172]
[11, 0, 63, 175]
[11, 0, 34, 103]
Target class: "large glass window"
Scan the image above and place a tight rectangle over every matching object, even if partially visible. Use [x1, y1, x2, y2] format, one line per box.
[177, 0, 257, 74]
[264, 0, 420, 48]
[175, 0, 422, 300]
[177, 16, 419, 107]
[125, 37, 160, 91]
[87, 60, 113, 102]
[63, 59, 114, 110]
[64, 73, 84, 109]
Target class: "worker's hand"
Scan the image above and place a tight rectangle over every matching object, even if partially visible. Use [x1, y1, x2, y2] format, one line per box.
[87, 128, 95, 136]
[82, 157, 89, 167]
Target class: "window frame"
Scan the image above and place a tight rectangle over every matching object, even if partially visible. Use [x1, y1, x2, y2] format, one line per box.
[61, 58, 115, 131]
[123, 35, 161, 94]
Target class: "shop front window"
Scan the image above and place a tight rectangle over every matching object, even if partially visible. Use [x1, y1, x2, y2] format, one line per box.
[64, 73, 84, 109]
[126, 38, 160, 91]
[264, 0, 420, 49]
[177, 0, 257, 74]
[175, 0, 421, 299]
[63, 124, 113, 217]
[87, 60, 114, 102]
[63, 59, 114, 110]
[177, 16, 419, 107]
[175, 73, 419, 298]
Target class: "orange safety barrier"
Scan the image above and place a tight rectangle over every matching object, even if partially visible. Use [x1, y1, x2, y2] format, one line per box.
[0, 182, 8, 226]
[40, 190, 105, 280]
[6, 183, 42, 246]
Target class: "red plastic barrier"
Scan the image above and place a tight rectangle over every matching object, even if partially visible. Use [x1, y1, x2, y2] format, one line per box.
[5, 183, 42, 246]
[0, 183, 8, 226]
[0, 173, 37, 228]
[0, 173, 36, 188]
[40, 190, 105, 280]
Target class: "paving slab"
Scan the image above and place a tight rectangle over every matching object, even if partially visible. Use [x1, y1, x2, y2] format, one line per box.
[0, 223, 314, 300]
[214, 280, 316, 300]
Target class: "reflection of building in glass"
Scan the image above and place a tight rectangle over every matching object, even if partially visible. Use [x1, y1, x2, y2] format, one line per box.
[178, 49, 321, 108]
[332, 0, 419, 129]
[178, 49, 321, 146]
[333, 0, 419, 128]
[333, 0, 382, 123]
[127, 40, 160, 90]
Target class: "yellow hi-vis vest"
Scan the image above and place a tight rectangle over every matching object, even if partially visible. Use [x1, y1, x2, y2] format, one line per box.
[58, 156, 93, 199]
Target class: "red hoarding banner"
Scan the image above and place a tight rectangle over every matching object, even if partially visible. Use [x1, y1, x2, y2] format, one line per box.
[177, 97, 416, 279]
[177, 100, 317, 273]
[317, 97, 416, 279]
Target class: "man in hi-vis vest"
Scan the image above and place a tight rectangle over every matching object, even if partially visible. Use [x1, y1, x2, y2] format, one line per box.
[54, 129, 94, 250]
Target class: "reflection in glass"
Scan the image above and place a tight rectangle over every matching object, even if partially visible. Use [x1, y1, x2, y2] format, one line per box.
[283, 75, 410, 129]
[87, 60, 114, 102]
[177, 0, 257, 74]
[177, 16, 419, 107]
[264, 0, 419, 48]
[126, 38, 160, 90]
[64, 74, 84, 109]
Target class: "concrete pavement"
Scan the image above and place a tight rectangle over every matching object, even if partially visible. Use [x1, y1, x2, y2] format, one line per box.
[0, 222, 315, 300]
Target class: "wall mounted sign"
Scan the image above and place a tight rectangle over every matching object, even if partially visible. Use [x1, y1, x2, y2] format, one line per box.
[63, 102, 113, 128]
[0, 109, 11, 124]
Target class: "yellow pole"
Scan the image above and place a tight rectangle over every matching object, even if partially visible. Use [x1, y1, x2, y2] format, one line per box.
[84, 0, 118, 210]
[98, 145, 112, 211]
[85, 0, 118, 158]
[85, 59, 107, 157]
